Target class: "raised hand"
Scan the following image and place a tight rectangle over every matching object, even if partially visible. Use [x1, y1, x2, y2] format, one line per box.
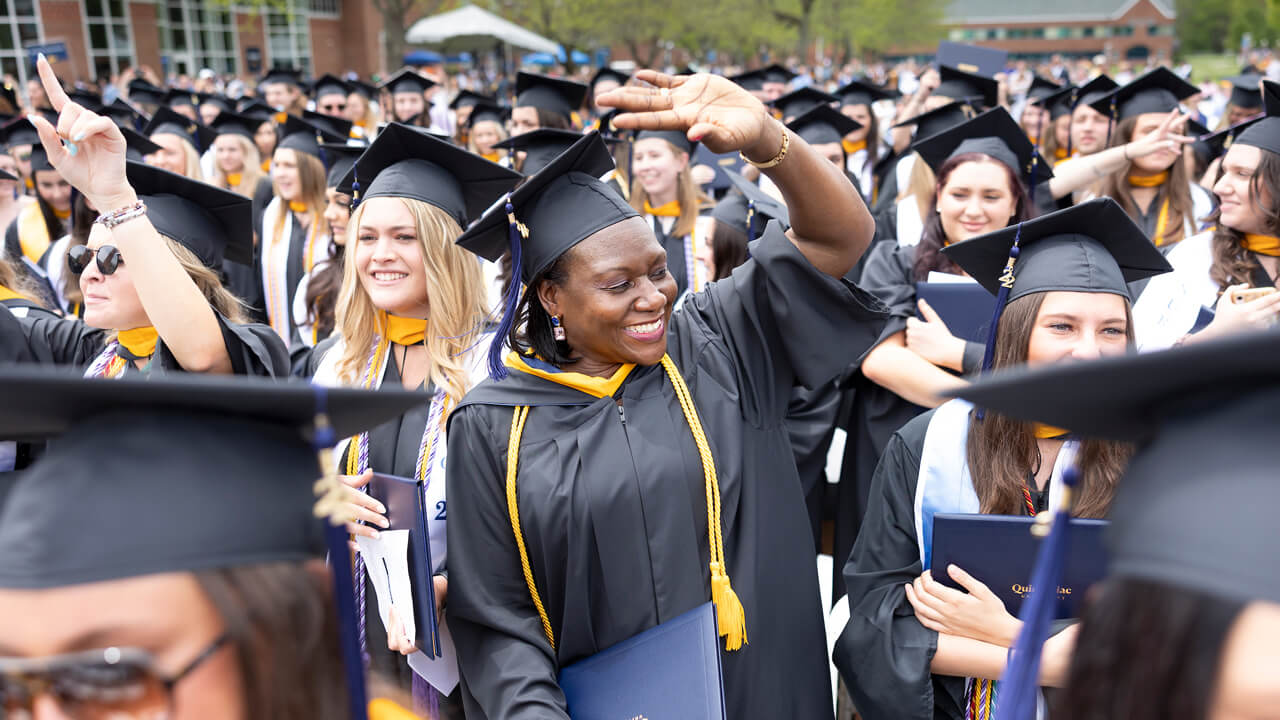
[596, 70, 781, 159]
[1125, 109, 1193, 161]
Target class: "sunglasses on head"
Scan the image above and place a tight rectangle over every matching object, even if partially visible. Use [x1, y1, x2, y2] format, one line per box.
[67, 245, 123, 276]
[0, 634, 228, 719]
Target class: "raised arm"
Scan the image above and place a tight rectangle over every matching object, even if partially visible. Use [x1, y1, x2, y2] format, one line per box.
[1047, 110, 1192, 200]
[600, 70, 873, 278]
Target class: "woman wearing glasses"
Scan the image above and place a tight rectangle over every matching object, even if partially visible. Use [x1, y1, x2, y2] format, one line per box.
[0, 56, 287, 379]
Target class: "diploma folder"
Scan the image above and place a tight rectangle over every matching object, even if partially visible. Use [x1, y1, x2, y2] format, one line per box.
[368, 472, 442, 658]
[558, 601, 726, 720]
[930, 514, 1109, 618]
[915, 281, 994, 343]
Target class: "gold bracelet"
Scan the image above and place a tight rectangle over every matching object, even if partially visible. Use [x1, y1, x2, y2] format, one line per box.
[741, 127, 790, 169]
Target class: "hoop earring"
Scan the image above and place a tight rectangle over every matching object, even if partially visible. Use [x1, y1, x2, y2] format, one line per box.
[551, 315, 566, 341]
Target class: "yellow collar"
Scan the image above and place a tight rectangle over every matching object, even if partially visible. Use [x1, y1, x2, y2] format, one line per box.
[118, 326, 159, 357]
[261, 159, 271, 173]
[1033, 423, 1070, 439]
[288, 200, 308, 214]
[505, 351, 635, 398]
[226, 172, 242, 187]
[383, 313, 427, 346]
[481, 151, 501, 163]
[842, 139, 867, 154]
[52, 207, 70, 220]
[644, 200, 681, 218]
[1054, 147, 1071, 160]
[0, 284, 25, 302]
[1243, 233, 1280, 257]
[1128, 171, 1169, 188]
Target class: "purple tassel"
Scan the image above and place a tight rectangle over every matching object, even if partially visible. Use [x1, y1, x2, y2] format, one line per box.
[487, 195, 524, 380]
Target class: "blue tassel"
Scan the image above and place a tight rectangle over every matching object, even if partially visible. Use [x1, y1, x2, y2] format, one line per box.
[487, 195, 524, 380]
[350, 166, 361, 210]
[979, 224, 1022, 374]
[993, 464, 1080, 720]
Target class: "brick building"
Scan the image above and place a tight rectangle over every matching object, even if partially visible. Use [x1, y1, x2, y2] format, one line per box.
[931, 0, 1176, 61]
[7, 0, 392, 89]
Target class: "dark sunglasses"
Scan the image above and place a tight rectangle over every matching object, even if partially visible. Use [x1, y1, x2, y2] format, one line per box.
[67, 245, 123, 276]
[0, 633, 228, 718]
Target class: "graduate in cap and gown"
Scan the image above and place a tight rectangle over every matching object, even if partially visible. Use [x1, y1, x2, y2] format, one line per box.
[313, 74, 355, 121]
[0, 369, 427, 718]
[142, 106, 216, 180]
[1134, 83, 1280, 351]
[125, 77, 165, 115]
[1222, 74, 1264, 128]
[258, 114, 344, 347]
[727, 64, 796, 104]
[240, 99, 281, 171]
[209, 110, 273, 201]
[587, 67, 630, 124]
[196, 91, 235, 127]
[771, 86, 838, 124]
[464, 103, 509, 165]
[444, 71, 886, 720]
[1, 118, 69, 273]
[2, 56, 287, 378]
[161, 87, 201, 122]
[952, 329, 1280, 720]
[380, 68, 438, 130]
[875, 100, 975, 244]
[629, 128, 713, 299]
[0, 165, 58, 324]
[0, 117, 33, 234]
[261, 66, 309, 119]
[834, 198, 1170, 720]
[835, 79, 898, 207]
[347, 79, 383, 137]
[1031, 84, 1076, 168]
[510, 71, 587, 133]
[305, 123, 520, 713]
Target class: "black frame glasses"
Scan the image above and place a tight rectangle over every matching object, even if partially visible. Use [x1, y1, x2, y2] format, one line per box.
[66, 245, 123, 276]
[0, 633, 229, 718]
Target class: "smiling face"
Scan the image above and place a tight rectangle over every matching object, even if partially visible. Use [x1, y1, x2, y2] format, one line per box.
[392, 91, 426, 123]
[1025, 290, 1130, 367]
[213, 134, 245, 175]
[79, 223, 147, 331]
[271, 148, 302, 202]
[352, 196, 430, 317]
[632, 138, 686, 203]
[470, 121, 502, 155]
[935, 158, 1019, 244]
[1021, 103, 1048, 140]
[538, 216, 679, 373]
[1214, 144, 1272, 235]
[345, 93, 369, 124]
[323, 188, 352, 246]
[1070, 104, 1112, 156]
[148, 133, 191, 177]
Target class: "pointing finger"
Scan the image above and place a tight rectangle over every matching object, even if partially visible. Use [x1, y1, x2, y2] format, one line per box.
[36, 55, 70, 113]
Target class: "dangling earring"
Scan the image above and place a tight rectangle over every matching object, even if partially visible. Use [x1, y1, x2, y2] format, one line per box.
[551, 315, 566, 341]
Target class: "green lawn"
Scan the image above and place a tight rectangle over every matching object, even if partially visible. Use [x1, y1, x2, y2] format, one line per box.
[1183, 52, 1240, 82]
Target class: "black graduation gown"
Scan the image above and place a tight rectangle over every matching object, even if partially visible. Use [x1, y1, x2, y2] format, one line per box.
[2, 304, 289, 377]
[256, 207, 318, 348]
[445, 225, 888, 720]
[787, 381, 842, 552]
[832, 408, 966, 720]
[650, 214, 696, 298]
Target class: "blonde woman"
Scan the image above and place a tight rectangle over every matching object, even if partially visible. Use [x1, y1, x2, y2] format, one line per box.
[306, 123, 521, 710]
[258, 115, 339, 346]
[4, 56, 287, 378]
[465, 104, 508, 164]
[142, 106, 214, 180]
[347, 81, 381, 136]
[629, 129, 712, 297]
[209, 111, 271, 200]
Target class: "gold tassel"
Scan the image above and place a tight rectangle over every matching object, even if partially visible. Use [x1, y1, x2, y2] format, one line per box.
[710, 562, 747, 650]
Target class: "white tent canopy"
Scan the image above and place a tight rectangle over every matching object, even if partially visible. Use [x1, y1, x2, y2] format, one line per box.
[405, 4, 560, 55]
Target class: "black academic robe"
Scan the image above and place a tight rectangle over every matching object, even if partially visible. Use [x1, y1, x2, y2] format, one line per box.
[446, 225, 888, 720]
[649, 214, 698, 298]
[3, 305, 288, 377]
[787, 382, 842, 553]
[256, 206, 320, 349]
[832, 408, 966, 720]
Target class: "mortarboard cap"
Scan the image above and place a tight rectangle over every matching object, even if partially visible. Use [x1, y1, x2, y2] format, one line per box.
[322, 142, 365, 189]
[1226, 79, 1280, 156]
[1025, 75, 1062, 103]
[312, 73, 352, 100]
[119, 126, 162, 162]
[1089, 66, 1197, 121]
[379, 68, 436, 97]
[126, 79, 166, 107]
[1033, 84, 1078, 120]
[449, 89, 494, 111]
[99, 98, 146, 130]
[1074, 74, 1120, 109]
[514, 72, 588, 121]
[912, 107, 1053, 188]
[1227, 74, 1264, 109]
[303, 108, 355, 141]
[834, 79, 897, 108]
[210, 110, 262, 141]
[936, 41, 1008, 78]
[465, 102, 508, 129]
[261, 66, 307, 91]
[278, 114, 346, 162]
[127, 160, 254, 267]
[337, 122, 521, 227]
[349, 79, 379, 100]
[197, 93, 235, 115]
[143, 106, 218, 153]
[892, 100, 975, 141]
[28, 145, 53, 173]
[161, 88, 201, 108]
[66, 87, 102, 109]
[936, 64, 1000, 110]
[786, 104, 862, 146]
[771, 86, 838, 121]
[589, 67, 631, 89]
[0, 116, 39, 148]
[237, 100, 277, 123]
[635, 128, 697, 156]
[727, 64, 796, 92]
[496, 128, 619, 176]
[713, 169, 789, 241]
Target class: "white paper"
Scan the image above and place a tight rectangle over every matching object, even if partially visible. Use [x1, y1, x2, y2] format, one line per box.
[355, 530, 415, 643]
[407, 617, 459, 695]
[925, 271, 979, 285]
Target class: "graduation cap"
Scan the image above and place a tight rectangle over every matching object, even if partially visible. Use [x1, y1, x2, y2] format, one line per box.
[120, 127, 162, 162]
[1033, 84, 1078, 120]
[99, 98, 146, 130]
[278, 114, 346, 163]
[28, 145, 53, 173]
[303, 108, 355, 141]
[1074, 74, 1120, 109]
[336, 122, 521, 227]
[786, 104, 862, 146]
[770, 86, 837, 121]
[161, 88, 201, 109]
[0, 116, 40, 148]
[127, 79, 167, 107]
[496, 128, 620, 176]
[1232, 80, 1280, 155]
[1185, 116, 1226, 164]
[713, 169, 789, 242]
[237, 100, 277, 123]
[1226, 74, 1264, 109]
[455, 131, 631, 378]
[0, 367, 424, 720]
[892, 100, 974, 141]
[465, 102, 507, 129]
[727, 64, 796, 92]
[912, 107, 1054, 189]
[515, 71, 588, 120]
[210, 110, 261, 141]
[635, 128, 697, 156]
[449, 89, 494, 111]
[349, 79, 379, 100]
[197, 92, 235, 115]
[126, 160, 254, 267]
[379, 68, 436, 97]
[936, 64, 999, 110]
[261, 66, 307, 91]
[834, 79, 897, 108]
[941, 197, 1171, 372]
[589, 67, 631, 90]
[143, 106, 218, 153]
[1088, 66, 1197, 122]
[1025, 75, 1062, 104]
[322, 142, 365, 189]
[66, 87, 103, 109]
[312, 73, 352, 100]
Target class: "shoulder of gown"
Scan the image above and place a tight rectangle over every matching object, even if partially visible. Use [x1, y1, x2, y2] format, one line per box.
[12, 306, 105, 366]
[211, 311, 291, 377]
[858, 239, 917, 336]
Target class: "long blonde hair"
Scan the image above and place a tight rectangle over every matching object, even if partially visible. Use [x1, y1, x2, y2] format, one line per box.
[155, 133, 205, 181]
[272, 148, 329, 246]
[628, 140, 705, 237]
[348, 92, 380, 133]
[105, 237, 247, 341]
[333, 198, 488, 402]
[213, 135, 266, 199]
[898, 151, 938, 225]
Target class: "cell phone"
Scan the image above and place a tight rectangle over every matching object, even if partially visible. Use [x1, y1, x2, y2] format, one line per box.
[1230, 287, 1277, 304]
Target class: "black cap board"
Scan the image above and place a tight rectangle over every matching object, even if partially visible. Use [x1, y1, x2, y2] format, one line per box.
[278, 114, 347, 162]
[834, 79, 897, 108]
[1074, 74, 1120, 109]
[0, 116, 39, 148]
[936, 64, 1000, 110]
[589, 67, 631, 89]
[303, 108, 355, 141]
[126, 79, 166, 107]
[238, 101, 277, 124]
[312, 73, 352, 100]
[1089, 66, 1197, 121]
[143, 106, 217, 152]
[1025, 75, 1062, 103]
[161, 88, 200, 108]
[936, 41, 1007, 78]
[349, 79, 379, 100]
[1234, 81, 1280, 155]
[449, 90, 494, 111]
[126, 160, 254, 267]
[728, 64, 797, 92]
[210, 110, 262, 141]
[323, 142, 365, 189]
[912, 107, 1054, 188]
[99, 97, 146, 130]
[515, 72, 588, 121]
[771, 86, 838, 121]
[1033, 84, 1078, 120]
[942, 197, 1170, 303]
[120, 126, 162, 162]
[712, 169, 789, 239]
[786, 104, 862, 146]
[379, 68, 436, 96]
[892, 100, 975, 141]
[197, 93, 235, 114]
[28, 145, 53, 173]
[261, 66, 307, 91]
[495, 128, 605, 176]
[66, 87, 102, 108]
[336, 122, 521, 227]
[635, 128, 697, 156]
[465, 102, 507, 129]
[0, 167, 14, 181]
[1227, 74, 1264, 109]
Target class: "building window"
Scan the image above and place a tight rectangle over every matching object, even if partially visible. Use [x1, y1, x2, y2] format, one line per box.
[948, 28, 966, 42]
[0, 0, 42, 87]
[157, 0, 239, 76]
[1113, 25, 1134, 37]
[1148, 24, 1168, 36]
[265, 0, 311, 73]
[81, 0, 133, 81]
[310, 0, 338, 17]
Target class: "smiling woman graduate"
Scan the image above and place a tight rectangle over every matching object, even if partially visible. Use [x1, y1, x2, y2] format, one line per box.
[442, 70, 886, 719]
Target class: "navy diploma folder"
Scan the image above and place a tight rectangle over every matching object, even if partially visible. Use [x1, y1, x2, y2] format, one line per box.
[915, 281, 994, 343]
[929, 513, 1109, 618]
[368, 472, 442, 658]
[558, 601, 726, 720]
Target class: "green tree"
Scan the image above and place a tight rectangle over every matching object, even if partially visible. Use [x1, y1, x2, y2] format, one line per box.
[1175, 0, 1232, 53]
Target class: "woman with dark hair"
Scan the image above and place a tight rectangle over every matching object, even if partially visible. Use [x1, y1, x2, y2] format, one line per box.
[445, 71, 884, 719]
[835, 79, 895, 205]
[380, 68, 437, 128]
[834, 198, 1168, 720]
[508, 72, 585, 134]
[2, 122, 70, 270]
[1134, 98, 1280, 350]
